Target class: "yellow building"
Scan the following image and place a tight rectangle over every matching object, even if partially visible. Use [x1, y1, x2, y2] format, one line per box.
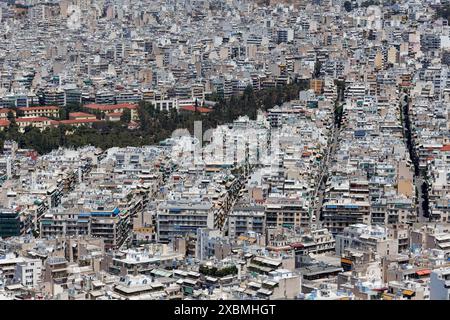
[387, 46, 399, 65]
[18, 106, 60, 119]
[16, 117, 53, 132]
[310, 79, 324, 95]
[374, 51, 384, 70]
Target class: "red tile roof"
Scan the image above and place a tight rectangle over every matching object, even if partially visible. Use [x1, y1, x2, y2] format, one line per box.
[0, 119, 10, 127]
[69, 112, 96, 118]
[440, 144, 450, 152]
[0, 108, 14, 114]
[416, 269, 431, 276]
[180, 105, 212, 113]
[84, 103, 138, 111]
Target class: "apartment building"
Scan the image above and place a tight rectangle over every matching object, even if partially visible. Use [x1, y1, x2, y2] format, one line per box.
[0, 208, 32, 238]
[14, 258, 42, 288]
[265, 199, 309, 229]
[156, 200, 214, 243]
[430, 268, 450, 300]
[228, 205, 265, 238]
[40, 207, 131, 249]
[322, 200, 371, 235]
[335, 224, 398, 257]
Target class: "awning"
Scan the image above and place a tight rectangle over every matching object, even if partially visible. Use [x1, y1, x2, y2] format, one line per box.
[6, 284, 23, 290]
[248, 281, 262, 288]
[402, 289, 415, 296]
[382, 293, 394, 300]
[205, 276, 218, 283]
[416, 269, 431, 276]
[341, 258, 353, 265]
[257, 288, 273, 296]
[267, 246, 292, 251]
[92, 280, 104, 287]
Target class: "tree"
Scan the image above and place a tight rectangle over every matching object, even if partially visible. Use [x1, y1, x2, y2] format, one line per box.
[0, 83, 310, 154]
[120, 108, 131, 123]
[314, 60, 322, 78]
[361, 0, 379, 7]
[199, 264, 238, 277]
[435, 5, 450, 21]
[59, 108, 67, 120]
[7, 111, 15, 124]
[344, 1, 352, 12]
[60, 103, 83, 120]
[16, 108, 24, 117]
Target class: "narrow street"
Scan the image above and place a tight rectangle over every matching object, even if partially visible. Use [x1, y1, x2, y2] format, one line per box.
[311, 85, 345, 226]
[400, 93, 429, 222]
[311, 123, 339, 225]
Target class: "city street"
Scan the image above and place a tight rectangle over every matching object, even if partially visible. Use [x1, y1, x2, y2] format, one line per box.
[400, 93, 429, 223]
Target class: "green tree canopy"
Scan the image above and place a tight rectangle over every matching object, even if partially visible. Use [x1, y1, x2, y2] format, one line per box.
[120, 108, 132, 123]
